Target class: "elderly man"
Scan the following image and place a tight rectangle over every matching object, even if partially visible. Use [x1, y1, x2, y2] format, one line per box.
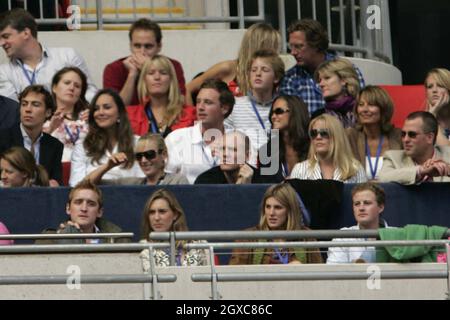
[279, 19, 365, 115]
[0, 8, 97, 101]
[195, 130, 279, 184]
[379, 111, 450, 184]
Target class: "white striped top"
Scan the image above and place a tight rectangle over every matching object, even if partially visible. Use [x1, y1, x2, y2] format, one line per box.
[224, 95, 272, 151]
[290, 160, 368, 183]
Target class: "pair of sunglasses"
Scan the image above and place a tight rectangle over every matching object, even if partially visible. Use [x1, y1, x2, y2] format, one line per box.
[401, 131, 423, 139]
[135, 149, 161, 161]
[309, 129, 330, 139]
[272, 108, 290, 115]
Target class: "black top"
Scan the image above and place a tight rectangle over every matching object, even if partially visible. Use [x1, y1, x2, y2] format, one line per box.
[0, 95, 20, 130]
[0, 124, 64, 184]
[194, 165, 280, 184]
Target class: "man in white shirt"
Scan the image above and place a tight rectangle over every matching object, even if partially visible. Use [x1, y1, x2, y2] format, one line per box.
[165, 79, 235, 184]
[327, 182, 388, 264]
[0, 8, 97, 102]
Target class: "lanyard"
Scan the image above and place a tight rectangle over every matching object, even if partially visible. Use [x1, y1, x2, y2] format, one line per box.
[145, 105, 159, 133]
[249, 99, 266, 130]
[201, 143, 217, 166]
[274, 248, 289, 264]
[64, 124, 80, 144]
[365, 135, 384, 180]
[281, 161, 289, 177]
[21, 64, 37, 85]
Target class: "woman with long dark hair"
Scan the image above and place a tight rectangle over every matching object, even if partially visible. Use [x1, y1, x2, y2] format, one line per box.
[69, 89, 143, 186]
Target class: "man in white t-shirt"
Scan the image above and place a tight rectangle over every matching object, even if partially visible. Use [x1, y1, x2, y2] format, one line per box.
[165, 79, 235, 184]
[327, 182, 389, 264]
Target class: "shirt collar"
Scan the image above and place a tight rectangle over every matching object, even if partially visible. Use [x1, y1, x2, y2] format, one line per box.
[248, 91, 277, 106]
[20, 123, 43, 142]
[13, 43, 48, 66]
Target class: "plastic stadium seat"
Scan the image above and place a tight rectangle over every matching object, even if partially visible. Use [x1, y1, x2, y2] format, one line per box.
[380, 85, 426, 128]
[62, 162, 71, 186]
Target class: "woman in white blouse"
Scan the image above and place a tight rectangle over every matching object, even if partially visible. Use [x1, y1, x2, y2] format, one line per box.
[69, 89, 143, 186]
[290, 114, 367, 183]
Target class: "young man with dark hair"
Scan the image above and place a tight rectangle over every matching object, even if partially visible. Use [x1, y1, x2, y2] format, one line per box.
[280, 19, 365, 115]
[165, 79, 234, 184]
[103, 18, 186, 105]
[0, 85, 63, 184]
[37, 180, 128, 244]
[379, 111, 450, 184]
[0, 9, 97, 102]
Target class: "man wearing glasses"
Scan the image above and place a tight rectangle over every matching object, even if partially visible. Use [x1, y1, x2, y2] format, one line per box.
[379, 111, 450, 184]
[279, 19, 365, 115]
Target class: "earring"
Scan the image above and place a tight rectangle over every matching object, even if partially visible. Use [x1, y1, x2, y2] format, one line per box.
[116, 118, 120, 124]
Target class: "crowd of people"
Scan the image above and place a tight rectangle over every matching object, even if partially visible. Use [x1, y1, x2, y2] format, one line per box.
[0, 9, 449, 266]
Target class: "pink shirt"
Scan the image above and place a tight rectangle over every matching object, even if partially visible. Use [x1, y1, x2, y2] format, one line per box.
[0, 222, 13, 245]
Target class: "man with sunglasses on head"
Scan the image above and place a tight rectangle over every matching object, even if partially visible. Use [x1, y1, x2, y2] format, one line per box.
[84, 133, 188, 185]
[379, 111, 450, 184]
[279, 19, 365, 116]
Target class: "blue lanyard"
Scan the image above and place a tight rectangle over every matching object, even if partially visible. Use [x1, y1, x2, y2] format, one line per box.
[274, 248, 289, 264]
[64, 124, 80, 145]
[249, 99, 266, 130]
[281, 161, 289, 177]
[145, 105, 159, 133]
[365, 135, 384, 180]
[201, 143, 217, 166]
[20, 64, 37, 85]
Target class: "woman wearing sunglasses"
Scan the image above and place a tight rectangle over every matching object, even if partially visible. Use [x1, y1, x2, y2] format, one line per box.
[127, 55, 196, 138]
[84, 133, 188, 185]
[258, 95, 310, 180]
[69, 89, 144, 186]
[346, 86, 402, 180]
[229, 183, 322, 265]
[290, 114, 367, 183]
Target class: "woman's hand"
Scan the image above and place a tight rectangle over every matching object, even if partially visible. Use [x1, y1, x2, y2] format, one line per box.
[107, 152, 128, 169]
[428, 91, 449, 115]
[46, 110, 65, 134]
[79, 109, 89, 122]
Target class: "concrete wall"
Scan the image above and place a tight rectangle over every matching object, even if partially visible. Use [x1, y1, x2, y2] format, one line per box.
[0, 30, 402, 92]
[0, 252, 446, 299]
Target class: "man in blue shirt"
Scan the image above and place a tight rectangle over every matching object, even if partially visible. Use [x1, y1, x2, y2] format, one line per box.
[280, 19, 365, 115]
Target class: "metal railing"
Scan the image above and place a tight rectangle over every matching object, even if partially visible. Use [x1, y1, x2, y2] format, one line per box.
[0, 232, 134, 243]
[0, 242, 174, 300]
[4, 0, 393, 64]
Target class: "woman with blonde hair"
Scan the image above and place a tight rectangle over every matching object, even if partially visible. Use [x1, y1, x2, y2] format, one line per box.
[290, 114, 367, 183]
[185, 23, 281, 105]
[313, 58, 360, 128]
[346, 85, 402, 180]
[424, 68, 450, 146]
[0, 146, 49, 187]
[139, 189, 208, 267]
[229, 183, 322, 265]
[127, 55, 196, 137]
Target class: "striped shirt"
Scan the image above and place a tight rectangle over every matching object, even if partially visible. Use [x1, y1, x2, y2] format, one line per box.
[279, 53, 365, 115]
[290, 160, 367, 183]
[224, 95, 273, 151]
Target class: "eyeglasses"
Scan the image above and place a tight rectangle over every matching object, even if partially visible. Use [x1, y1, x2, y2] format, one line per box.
[401, 131, 423, 139]
[287, 43, 305, 52]
[135, 149, 160, 161]
[309, 129, 330, 139]
[272, 108, 290, 115]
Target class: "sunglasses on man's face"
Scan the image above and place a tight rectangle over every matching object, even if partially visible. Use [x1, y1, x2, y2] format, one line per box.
[401, 131, 423, 139]
[135, 150, 160, 161]
[272, 108, 290, 116]
[309, 129, 330, 139]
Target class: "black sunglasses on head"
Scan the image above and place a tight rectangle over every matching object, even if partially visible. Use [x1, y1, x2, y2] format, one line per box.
[272, 108, 290, 115]
[309, 129, 330, 139]
[135, 149, 161, 161]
